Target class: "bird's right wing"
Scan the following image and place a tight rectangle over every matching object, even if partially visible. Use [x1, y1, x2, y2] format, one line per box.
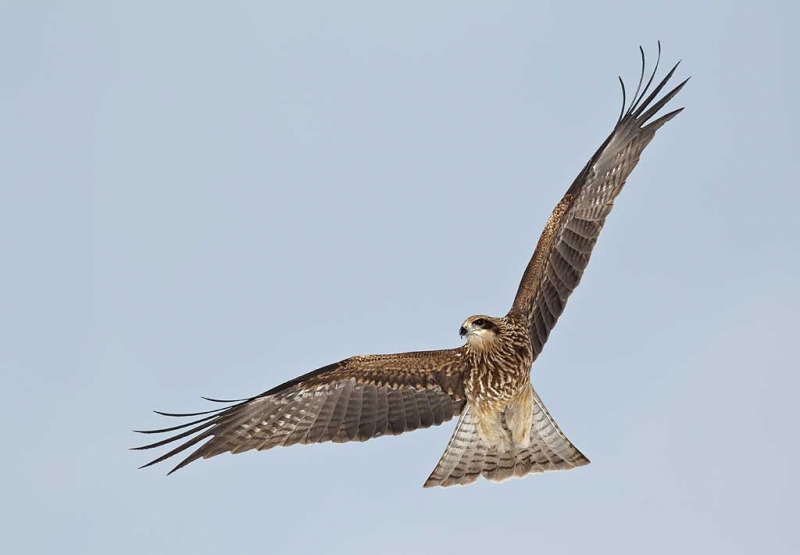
[510, 45, 688, 360]
[133, 348, 468, 473]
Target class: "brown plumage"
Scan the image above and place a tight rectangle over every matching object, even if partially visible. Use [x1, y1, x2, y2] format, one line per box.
[134, 45, 687, 487]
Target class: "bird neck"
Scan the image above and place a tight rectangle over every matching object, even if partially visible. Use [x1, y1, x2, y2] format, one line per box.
[465, 324, 532, 372]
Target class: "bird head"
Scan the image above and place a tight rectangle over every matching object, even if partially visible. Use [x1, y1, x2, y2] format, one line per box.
[459, 315, 502, 347]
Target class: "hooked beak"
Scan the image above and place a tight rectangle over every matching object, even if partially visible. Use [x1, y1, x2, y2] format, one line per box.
[459, 326, 467, 338]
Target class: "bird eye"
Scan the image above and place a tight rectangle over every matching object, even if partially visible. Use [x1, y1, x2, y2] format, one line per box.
[474, 318, 486, 327]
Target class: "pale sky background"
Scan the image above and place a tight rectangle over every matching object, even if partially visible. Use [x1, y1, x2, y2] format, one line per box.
[2, 1, 799, 554]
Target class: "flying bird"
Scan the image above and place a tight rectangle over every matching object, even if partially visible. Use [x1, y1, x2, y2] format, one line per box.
[134, 46, 687, 487]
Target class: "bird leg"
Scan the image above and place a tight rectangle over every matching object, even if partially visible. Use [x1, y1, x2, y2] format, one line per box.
[504, 386, 534, 449]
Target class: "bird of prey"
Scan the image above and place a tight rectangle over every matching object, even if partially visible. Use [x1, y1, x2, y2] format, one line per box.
[134, 46, 687, 488]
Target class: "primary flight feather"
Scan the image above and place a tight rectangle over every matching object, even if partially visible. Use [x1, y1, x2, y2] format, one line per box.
[134, 45, 687, 487]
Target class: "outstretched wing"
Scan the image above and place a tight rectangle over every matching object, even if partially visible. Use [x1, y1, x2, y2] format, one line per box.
[511, 46, 688, 360]
[133, 349, 468, 473]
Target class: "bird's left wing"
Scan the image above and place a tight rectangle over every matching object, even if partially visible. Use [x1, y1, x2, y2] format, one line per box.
[133, 348, 468, 473]
[511, 47, 688, 360]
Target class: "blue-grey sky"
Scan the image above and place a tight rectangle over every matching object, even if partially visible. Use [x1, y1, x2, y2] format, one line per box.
[2, 1, 798, 554]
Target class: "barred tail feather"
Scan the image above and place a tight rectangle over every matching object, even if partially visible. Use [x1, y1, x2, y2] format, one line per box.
[423, 392, 589, 488]
[423, 406, 485, 488]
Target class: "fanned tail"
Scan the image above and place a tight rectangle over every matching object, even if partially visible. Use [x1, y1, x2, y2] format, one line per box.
[423, 391, 589, 488]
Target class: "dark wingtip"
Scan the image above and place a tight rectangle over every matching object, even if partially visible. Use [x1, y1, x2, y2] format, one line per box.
[166, 451, 204, 475]
[637, 75, 690, 125]
[135, 454, 184, 473]
[625, 45, 647, 115]
[137, 454, 182, 473]
[153, 407, 225, 418]
[201, 396, 249, 403]
[133, 393, 255, 473]
[138, 458, 161, 470]
[617, 76, 626, 123]
[133, 411, 220, 436]
[166, 464, 182, 476]
[629, 57, 684, 122]
[642, 106, 686, 132]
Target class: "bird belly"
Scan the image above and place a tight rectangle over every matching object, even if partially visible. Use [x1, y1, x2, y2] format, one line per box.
[469, 381, 534, 451]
